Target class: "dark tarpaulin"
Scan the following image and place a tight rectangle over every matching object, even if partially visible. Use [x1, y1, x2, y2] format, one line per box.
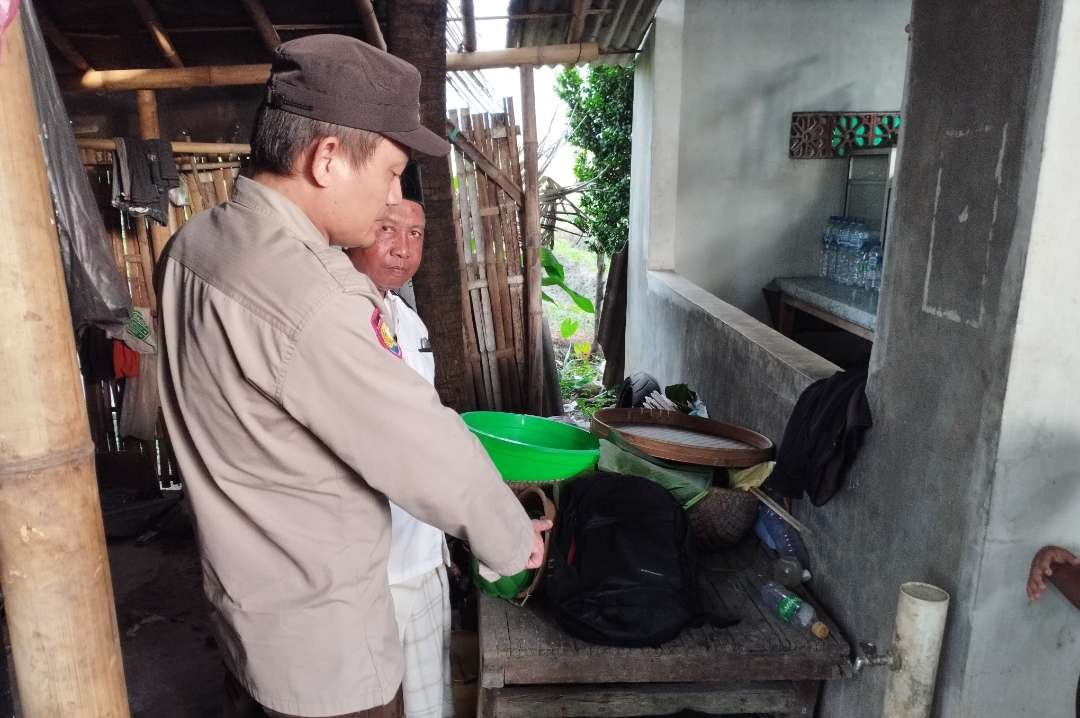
[597, 243, 628, 389]
[21, 0, 131, 334]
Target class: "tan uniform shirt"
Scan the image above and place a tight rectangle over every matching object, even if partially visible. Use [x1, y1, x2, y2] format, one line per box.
[157, 177, 533, 716]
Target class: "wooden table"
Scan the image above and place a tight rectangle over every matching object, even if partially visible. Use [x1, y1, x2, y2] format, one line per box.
[773, 276, 877, 342]
[477, 546, 852, 717]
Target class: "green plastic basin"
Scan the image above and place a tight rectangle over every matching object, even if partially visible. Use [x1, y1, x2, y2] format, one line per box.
[462, 411, 600, 483]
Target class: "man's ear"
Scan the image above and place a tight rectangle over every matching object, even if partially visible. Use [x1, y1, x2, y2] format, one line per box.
[309, 136, 343, 189]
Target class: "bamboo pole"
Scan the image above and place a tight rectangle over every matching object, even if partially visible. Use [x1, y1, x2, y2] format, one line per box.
[461, 0, 477, 52]
[64, 43, 604, 92]
[135, 89, 159, 138]
[447, 135, 483, 407]
[473, 113, 515, 409]
[78, 137, 251, 155]
[462, 113, 502, 410]
[37, 12, 92, 71]
[567, 0, 591, 43]
[352, 0, 387, 51]
[239, 0, 282, 51]
[446, 119, 523, 205]
[132, 0, 184, 68]
[447, 43, 600, 71]
[135, 89, 173, 265]
[0, 18, 130, 716]
[519, 65, 544, 414]
[493, 108, 527, 400]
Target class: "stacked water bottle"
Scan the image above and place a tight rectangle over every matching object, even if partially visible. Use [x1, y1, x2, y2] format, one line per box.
[819, 216, 883, 290]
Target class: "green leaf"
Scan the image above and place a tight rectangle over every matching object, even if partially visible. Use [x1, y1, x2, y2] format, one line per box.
[539, 246, 565, 282]
[541, 276, 560, 286]
[542, 291, 556, 304]
[573, 341, 592, 358]
[560, 317, 580, 340]
[559, 283, 596, 314]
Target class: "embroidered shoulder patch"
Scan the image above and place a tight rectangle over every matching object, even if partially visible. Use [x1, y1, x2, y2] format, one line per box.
[371, 308, 403, 359]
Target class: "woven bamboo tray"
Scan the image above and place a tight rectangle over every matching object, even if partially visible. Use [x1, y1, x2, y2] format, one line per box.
[590, 408, 774, 467]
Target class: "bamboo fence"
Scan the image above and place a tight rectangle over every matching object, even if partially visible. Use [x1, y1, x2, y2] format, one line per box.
[448, 101, 530, 412]
[79, 143, 245, 488]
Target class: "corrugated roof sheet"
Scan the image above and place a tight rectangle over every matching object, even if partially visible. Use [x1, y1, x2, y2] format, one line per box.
[505, 0, 659, 62]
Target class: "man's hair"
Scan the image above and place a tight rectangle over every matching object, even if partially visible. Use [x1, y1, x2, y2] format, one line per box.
[249, 105, 382, 175]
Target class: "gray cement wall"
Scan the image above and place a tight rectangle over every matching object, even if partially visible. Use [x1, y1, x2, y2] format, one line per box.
[963, 2, 1080, 714]
[628, 1, 1078, 715]
[674, 0, 909, 321]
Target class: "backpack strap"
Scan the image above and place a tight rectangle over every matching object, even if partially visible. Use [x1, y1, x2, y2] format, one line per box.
[513, 486, 557, 604]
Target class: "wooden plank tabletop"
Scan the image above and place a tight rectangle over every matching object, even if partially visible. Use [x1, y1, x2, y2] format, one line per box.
[478, 544, 852, 689]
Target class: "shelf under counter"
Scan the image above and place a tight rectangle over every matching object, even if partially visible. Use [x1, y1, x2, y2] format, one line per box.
[771, 276, 878, 341]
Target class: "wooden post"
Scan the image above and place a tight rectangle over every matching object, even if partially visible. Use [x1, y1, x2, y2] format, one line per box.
[461, 0, 477, 52]
[0, 17, 131, 716]
[135, 88, 159, 139]
[519, 65, 544, 414]
[135, 89, 173, 267]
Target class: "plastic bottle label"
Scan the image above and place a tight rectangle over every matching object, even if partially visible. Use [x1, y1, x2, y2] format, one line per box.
[777, 595, 801, 622]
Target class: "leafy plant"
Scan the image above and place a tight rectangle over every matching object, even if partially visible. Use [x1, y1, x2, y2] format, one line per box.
[558, 352, 617, 418]
[555, 64, 635, 257]
[560, 317, 579, 340]
[541, 247, 595, 313]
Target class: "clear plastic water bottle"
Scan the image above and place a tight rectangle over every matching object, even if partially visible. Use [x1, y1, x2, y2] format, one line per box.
[870, 248, 883, 290]
[819, 220, 834, 278]
[759, 581, 830, 639]
[773, 556, 812, 588]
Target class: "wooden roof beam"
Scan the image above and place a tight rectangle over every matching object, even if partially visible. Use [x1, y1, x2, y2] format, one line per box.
[78, 138, 251, 155]
[461, 0, 477, 52]
[239, 0, 282, 52]
[352, 0, 387, 51]
[38, 13, 92, 72]
[131, 0, 184, 68]
[64, 43, 606, 92]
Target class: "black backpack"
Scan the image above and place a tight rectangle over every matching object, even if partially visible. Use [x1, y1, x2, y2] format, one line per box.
[544, 472, 698, 647]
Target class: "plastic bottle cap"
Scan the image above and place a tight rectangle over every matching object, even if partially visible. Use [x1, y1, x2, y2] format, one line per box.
[811, 622, 830, 640]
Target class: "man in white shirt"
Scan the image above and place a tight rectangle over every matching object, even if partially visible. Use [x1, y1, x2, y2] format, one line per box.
[347, 164, 452, 718]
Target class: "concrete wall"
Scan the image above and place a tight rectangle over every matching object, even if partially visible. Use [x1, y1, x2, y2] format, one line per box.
[628, 1, 1079, 715]
[963, 2, 1080, 714]
[674, 0, 909, 320]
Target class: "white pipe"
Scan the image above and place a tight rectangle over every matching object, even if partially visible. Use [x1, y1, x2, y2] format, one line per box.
[882, 582, 950, 718]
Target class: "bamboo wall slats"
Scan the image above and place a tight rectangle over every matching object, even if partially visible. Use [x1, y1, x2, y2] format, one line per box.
[449, 101, 530, 412]
[79, 145, 244, 487]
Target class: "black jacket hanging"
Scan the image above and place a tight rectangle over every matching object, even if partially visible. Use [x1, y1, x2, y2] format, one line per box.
[766, 368, 872, 506]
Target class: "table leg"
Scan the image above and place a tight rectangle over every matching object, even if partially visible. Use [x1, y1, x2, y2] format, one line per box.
[477, 686, 496, 718]
[785, 680, 820, 717]
[778, 298, 796, 337]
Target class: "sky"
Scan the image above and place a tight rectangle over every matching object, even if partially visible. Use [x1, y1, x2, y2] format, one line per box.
[445, 0, 579, 186]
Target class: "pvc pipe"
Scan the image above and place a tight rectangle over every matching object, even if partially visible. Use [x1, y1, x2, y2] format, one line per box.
[882, 582, 950, 718]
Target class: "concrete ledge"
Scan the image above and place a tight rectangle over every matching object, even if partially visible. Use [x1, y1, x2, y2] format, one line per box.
[648, 270, 838, 381]
[629, 270, 837, 442]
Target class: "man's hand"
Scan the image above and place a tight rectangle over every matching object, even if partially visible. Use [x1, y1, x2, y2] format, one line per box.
[1027, 545, 1080, 601]
[525, 518, 553, 570]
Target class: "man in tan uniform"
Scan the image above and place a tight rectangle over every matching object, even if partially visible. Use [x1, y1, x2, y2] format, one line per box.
[157, 35, 545, 718]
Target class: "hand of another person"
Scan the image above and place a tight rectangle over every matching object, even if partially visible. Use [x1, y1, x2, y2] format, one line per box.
[1027, 545, 1080, 601]
[525, 518, 554, 570]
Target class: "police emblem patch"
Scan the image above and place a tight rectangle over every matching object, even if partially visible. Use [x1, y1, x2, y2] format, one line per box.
[371, 308, 403, 359]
